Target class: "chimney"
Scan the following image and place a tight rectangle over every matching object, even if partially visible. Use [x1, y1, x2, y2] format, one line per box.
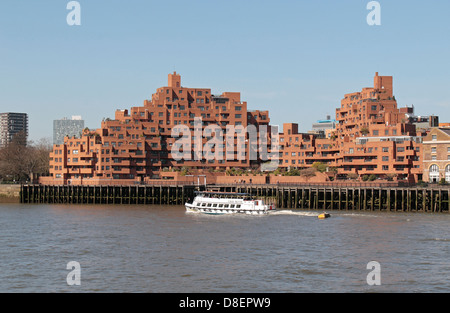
[168, 72, 181, 88]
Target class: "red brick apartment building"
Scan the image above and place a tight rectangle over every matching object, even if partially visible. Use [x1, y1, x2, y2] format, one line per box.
[42, 73, 272, 185]
[41, 72, 433, 185]
[279, 73, 424, 183]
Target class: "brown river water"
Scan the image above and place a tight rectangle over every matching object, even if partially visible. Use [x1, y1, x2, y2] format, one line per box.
[0, 204, 449, 292]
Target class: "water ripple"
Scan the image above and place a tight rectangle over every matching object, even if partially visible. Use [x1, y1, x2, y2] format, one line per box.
[0, 204, 449, 292]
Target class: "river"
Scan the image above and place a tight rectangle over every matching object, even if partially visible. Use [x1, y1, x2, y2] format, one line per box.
[0, 204, 449, 293]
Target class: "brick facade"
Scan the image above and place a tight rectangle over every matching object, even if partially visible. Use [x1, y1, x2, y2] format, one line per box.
[422, 128, 450, 183]
[47, 73, 272, 184]
[42, 72, 437, 185]
[279, 73, 423, 182]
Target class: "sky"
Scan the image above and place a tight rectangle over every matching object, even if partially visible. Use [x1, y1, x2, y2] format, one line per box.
[1, 0, 450, 142]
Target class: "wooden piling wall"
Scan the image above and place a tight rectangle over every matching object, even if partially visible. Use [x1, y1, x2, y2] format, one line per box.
[214, 185, 449, 213]
[20, 185, 196, 206]
[20, 185, 450, 213]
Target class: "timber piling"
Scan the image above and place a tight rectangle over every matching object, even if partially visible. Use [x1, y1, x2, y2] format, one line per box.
[20, 184, 450, 213]
[20, 184, 197, 206]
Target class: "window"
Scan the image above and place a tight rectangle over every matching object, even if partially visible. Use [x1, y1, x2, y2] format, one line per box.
[382, 147, 389, 152]
[432, 135, 437, 141]
[446, 165, 450, 183]
[382, 156, 389, 162]
[429, 164, 440, 183]
[431, 147, 437, 154]
[373, 130, 379, 136]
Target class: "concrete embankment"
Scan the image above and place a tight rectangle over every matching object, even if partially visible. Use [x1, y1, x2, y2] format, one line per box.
[0, 184, 21, 203]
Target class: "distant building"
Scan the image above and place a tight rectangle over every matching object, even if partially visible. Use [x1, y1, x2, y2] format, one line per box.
[0, 112, 28, 147]
[422, 128, 450, 183]
[311, 115, 336, 133]
[53, 116, 85, 145]
[400, 105, 439, 130]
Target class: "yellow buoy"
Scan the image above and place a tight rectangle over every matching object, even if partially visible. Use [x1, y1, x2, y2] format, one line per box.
[318, 213, 331, 220]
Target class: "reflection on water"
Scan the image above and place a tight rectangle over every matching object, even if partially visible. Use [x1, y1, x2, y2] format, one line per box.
[0, 204, 449, 292]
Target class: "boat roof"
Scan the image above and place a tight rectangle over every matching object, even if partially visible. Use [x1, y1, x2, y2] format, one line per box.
[195, 191, 252, 197]
[195, 191, 250, 196]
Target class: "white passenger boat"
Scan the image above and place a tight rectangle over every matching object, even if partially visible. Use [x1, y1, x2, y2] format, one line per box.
[185, 191, 276, 215]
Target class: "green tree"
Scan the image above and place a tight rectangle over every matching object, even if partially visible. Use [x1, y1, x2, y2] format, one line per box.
[360, 126, 370, 136]
[312, 162, 327, 173]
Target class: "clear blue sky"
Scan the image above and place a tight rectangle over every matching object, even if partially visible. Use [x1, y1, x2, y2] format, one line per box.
[1, 0, 450, 142]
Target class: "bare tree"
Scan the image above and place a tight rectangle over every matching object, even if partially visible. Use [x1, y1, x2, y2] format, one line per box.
[0, 134, 51, 183]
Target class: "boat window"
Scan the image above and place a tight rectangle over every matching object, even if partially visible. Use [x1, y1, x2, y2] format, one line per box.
[207, 203, 212, 207]
[218, 204, 223, 208]
[201, 203, 206, 207]
[236, 205, 241, 208]
[213, 204, 218, 207]
[230, 204, 235, 208]
[224, 204, 229, 208]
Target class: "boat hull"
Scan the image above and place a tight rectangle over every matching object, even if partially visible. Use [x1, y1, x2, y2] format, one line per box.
[185, 204, 273, 215]
[185, 191, 276, 216]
